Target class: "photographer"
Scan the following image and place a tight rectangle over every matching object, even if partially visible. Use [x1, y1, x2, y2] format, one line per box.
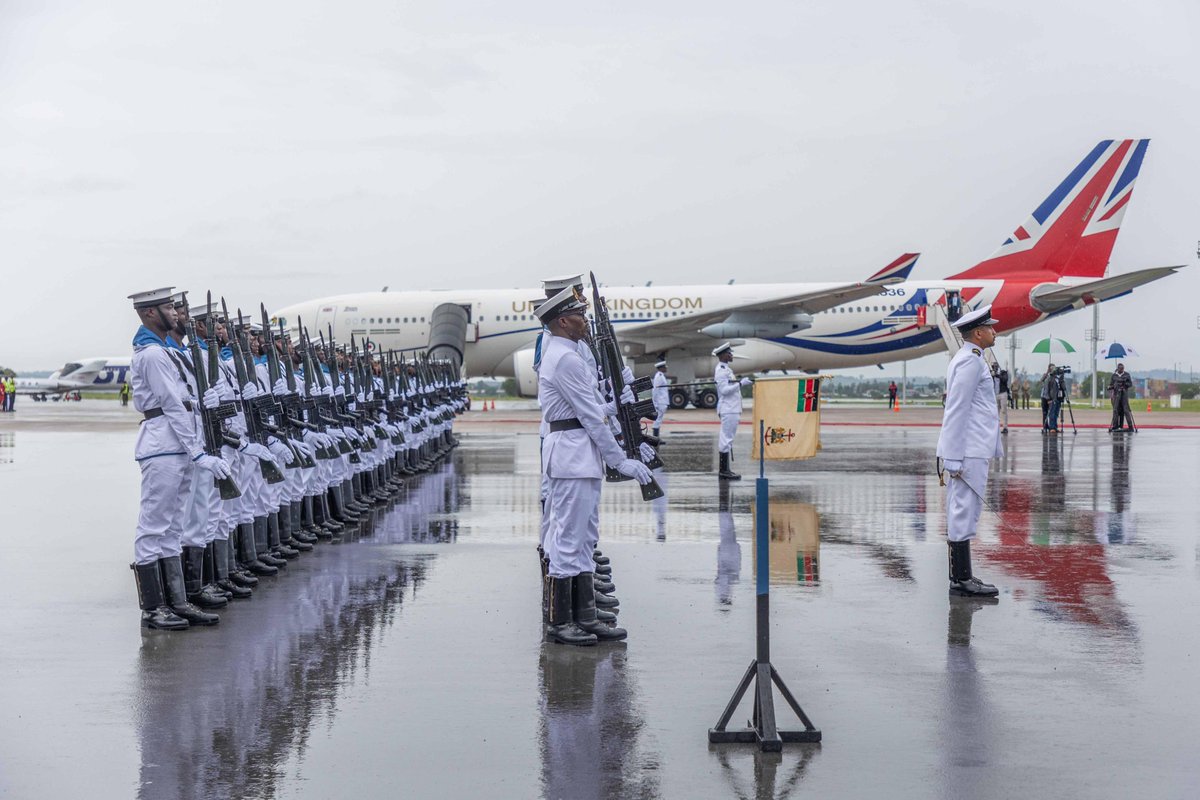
[1108, 363, 1134, 432]
[992, 364, 1010, 434]
[1042, 365, 1067, 435]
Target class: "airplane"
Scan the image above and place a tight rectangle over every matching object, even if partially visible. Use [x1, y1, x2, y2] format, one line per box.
[275, 139, 1181, 408]
[16, 357, 132, 400]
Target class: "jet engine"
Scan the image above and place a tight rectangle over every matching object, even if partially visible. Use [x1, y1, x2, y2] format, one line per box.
[427, 303, 470, 369]
[700, 311, 812, 340]
[512, 348, 539, 398]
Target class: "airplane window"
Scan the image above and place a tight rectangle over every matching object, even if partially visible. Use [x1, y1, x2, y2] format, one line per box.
[421, 317, 425, 322]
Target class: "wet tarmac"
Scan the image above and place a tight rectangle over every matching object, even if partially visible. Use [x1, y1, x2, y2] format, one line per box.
[1, 416, 1198, 798]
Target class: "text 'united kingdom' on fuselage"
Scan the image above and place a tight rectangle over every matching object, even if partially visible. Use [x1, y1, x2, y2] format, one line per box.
[15, 357, 131, 398]
[274, 139, 1181, 395]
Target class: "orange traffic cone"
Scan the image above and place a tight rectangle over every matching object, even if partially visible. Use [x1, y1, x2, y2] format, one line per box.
[893, 400, 900, 413]
[1146, 400, 1152, 412]
[489, 399, 496, 411]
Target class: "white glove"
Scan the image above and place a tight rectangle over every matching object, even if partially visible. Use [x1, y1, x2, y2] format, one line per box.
[242, 382, 260, 400]
[619, 385, 635, 406]
[272, 378, 290, 397]
[621, 366, 634, 384]
[616, 458, 653, 485]
[215, 380, 234, 403]
[202, 386, 223, 410]
[740, 377, 752, 387]
[639, 442, 657, 463]
[194, 453, 233, 479]
[239, 441, 276, 465]
[334, 385, 346, 397]
[321, 385, 333, 397]
[944, 459, 963, 476]
[356, 392, 366, 403]
[267, 437, 296, 465]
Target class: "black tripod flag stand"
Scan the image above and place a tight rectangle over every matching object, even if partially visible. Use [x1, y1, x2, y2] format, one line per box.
[708, 420, 821, 751]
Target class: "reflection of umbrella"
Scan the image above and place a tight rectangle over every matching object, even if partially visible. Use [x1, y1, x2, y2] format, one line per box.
[1031, 337, 1076, 355]
[1096, 341, 1139, 360]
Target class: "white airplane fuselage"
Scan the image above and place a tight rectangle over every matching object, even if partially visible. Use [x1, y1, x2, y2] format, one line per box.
[275, 279, 1005, 383]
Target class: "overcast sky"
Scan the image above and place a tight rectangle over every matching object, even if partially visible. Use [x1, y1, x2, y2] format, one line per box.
[3, 0, 1198, 378]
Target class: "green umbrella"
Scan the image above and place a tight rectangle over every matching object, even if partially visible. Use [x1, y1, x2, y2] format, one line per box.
[1031, 336, 1075, 366]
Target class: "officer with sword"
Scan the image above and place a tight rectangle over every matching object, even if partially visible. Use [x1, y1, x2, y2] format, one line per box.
[936, 305, 1003, 599]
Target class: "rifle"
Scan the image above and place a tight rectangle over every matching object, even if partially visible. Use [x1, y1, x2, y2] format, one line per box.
[185, 293, 241, 499]
[258, 303, 310, 469]
[295, 317, 339, 460]
[221, 300, 285, 484]
[588, 271, 665, 501]
[319, 330, 357, 455]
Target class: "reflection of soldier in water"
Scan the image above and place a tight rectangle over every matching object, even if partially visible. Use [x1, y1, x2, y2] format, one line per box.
[716, 482, 741, 605]
[136, 558, 426, 800]
[941, 598, 997, 797]
[538, 646, 659, 799]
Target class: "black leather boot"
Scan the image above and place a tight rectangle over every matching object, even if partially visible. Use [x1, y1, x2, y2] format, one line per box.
[572, 573, 627, 641]
[278, 507, 312, 552]
[594, 574, 616, 595]
[238, 521, 278, 576]
[183, 546, 228, 608]
[202, 542, 233, 600]
[132, 561, 188, 630]
[213, 539, 252, 598]
[160, 555, 219, 625]
[592, 550, 610, 567]
[538, 546, 550, 625]
[329, 486, 358, 523]
[594, 562, 612, 577]
[290, 502, 318, 544]
[719, 451, 741, 481]
[255, 517, 288, 567]
[268, 512, 299, 559]
[948, 540, 999, 598]
[302, 495, 331, 540]
[227, 527, 259, 586]
[314, 495, 344, 537]
[545, 576, 597, 646]
[653, 426, 660, 440]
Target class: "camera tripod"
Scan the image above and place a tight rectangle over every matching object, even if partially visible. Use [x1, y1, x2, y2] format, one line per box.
[1059, 393, 1078, 435]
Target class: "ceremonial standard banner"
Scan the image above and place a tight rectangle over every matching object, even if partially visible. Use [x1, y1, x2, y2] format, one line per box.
[750, 377, 822, 461]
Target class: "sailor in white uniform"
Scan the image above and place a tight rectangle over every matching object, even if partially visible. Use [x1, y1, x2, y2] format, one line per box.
[651, 359, 670, 440]
[713, 342, 751, 480]
[935, 305, 1003, 598]
[128, 287, 231, 630]
[535, 286, 651, 646]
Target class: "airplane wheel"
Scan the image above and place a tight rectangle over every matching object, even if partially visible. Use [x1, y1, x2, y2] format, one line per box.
[698, 389, 718, 409]
[669, 389, 689, 410]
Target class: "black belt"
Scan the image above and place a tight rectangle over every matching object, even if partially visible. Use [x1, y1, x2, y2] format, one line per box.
[549, 418, 583, 433]
[142, 401, 193, 421]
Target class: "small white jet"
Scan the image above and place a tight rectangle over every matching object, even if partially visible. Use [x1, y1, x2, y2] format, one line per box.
[16, 357, 132, 400]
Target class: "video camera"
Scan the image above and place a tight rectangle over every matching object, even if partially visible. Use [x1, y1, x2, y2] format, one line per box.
[1053, 366, 1072, 376]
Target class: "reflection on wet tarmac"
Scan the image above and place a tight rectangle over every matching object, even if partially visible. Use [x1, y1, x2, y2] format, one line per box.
[136, 554, 432, 800]
[0, 431, 13, 463]
[538, 645, 661, 799]
[4, 421, 1195, 798]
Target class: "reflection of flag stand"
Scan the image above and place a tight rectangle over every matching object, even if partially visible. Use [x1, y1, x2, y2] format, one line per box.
[708, 419, 822, 751]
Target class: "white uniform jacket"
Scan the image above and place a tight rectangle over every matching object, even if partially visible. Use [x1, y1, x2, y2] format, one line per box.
[714, 362, 743, 416]
[132, 337, 203, 461]
[652, 371, 670, 409]
[539, 334, 625, 480]
[936, 343, 1003, 462]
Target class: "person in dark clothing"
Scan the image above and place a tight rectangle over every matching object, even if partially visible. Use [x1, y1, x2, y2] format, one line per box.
[1108, 363, 1134, 432]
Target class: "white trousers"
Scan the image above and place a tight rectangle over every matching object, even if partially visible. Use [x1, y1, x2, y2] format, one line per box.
[997, 392, 1009, 430]
[182, 465, 221, 547]
[544, 477, 601, 578]
[134, 455, 192, 565]
[653, 402, 667, 429]
[945, 458, 989, 542]
[718, 413, 739, 454]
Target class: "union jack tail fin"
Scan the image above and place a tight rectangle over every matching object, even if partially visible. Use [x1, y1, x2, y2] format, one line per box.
[950, 139, 1149, 281]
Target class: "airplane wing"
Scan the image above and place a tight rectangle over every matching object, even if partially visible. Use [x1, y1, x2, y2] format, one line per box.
[613, 253, 919, 350]
[1030, 265, 1184, 313]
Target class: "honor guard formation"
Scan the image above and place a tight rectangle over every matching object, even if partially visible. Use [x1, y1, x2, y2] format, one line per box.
[127, 287, 467, 630]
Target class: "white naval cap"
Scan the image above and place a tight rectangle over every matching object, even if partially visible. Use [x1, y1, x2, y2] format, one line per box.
[190, 303, 225, 322]
[655, 360, 668, 368]
[534, 285, 588, 324]
[541, 274, 584, 295]
[170, 291, 190, 307]
[952, 304, 999, 333]
[128, 287, 176, 309]
[711, 342, 733, 357]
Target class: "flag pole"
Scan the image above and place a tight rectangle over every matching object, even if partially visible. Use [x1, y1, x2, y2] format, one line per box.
[708, 417, 821, 750]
